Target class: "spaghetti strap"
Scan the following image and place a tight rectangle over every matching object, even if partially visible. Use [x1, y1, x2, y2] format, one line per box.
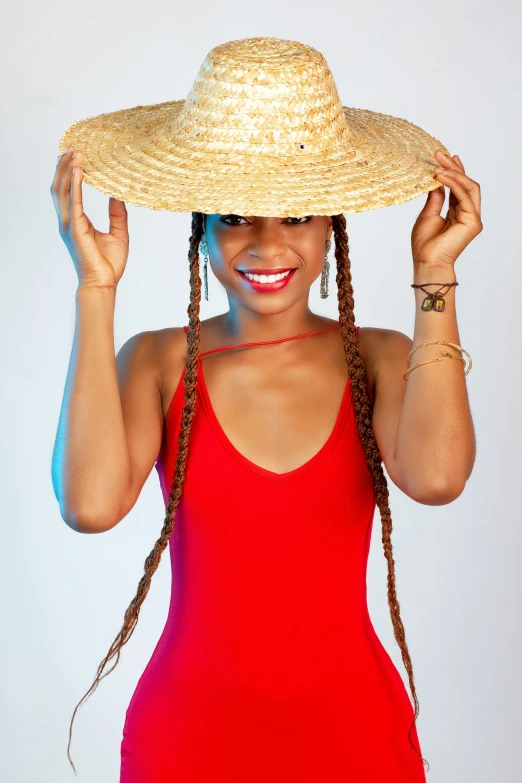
[182, 320, 355, 358]
[180, 322, 372, 402]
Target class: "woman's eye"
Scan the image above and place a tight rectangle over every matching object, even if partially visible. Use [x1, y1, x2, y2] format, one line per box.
[220, 215, 312, 226]
[221, 215, 248, 226]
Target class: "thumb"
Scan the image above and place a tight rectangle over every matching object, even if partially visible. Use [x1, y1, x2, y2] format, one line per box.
[416, 185, 445, 221]
[108, 197, 128, 240]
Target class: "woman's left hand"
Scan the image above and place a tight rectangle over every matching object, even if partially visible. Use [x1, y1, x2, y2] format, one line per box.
[411, 150, 483, 269]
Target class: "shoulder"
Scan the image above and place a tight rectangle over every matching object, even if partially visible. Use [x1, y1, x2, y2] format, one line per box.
[153, 326, 189, 385]
[129, 317, 228, 378]
[116, 326, 187, 395]
[116, 329, 164, 374]
[117, 326, 187, 364]
[358, 326, 413, 386]
[358, 326, 413, 358]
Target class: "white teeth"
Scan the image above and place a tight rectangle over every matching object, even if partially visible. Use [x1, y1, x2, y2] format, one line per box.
[244, 270, 292, 283]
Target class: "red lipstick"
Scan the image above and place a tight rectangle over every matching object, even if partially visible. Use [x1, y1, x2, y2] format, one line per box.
[238, 268, 297, 293]
[238, 267, 296, 275]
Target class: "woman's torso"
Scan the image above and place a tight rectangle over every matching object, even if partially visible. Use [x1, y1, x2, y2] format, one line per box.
[120, 318, 426, 782]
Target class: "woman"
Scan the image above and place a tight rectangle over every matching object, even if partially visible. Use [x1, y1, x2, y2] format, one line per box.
[51, 38, 480, 782]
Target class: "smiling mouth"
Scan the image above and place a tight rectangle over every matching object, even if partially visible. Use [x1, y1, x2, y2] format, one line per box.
[238, 268, 297, 282]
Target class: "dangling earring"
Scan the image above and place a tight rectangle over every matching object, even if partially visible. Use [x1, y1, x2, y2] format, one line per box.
[199, 238, 209, 301]
[320, 239, 331, 299]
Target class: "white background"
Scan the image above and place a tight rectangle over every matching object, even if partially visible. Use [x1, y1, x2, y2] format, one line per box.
[2, 0, 521, 780]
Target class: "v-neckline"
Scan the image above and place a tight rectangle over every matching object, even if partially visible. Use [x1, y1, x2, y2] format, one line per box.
[196, 360, 352, 484]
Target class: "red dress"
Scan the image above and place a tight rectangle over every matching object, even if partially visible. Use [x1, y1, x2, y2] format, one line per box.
[120, 322, 426, 782]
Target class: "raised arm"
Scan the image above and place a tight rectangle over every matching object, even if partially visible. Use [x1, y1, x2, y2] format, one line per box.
[50, 146, 163, 533]
[369, 151, 481, 504]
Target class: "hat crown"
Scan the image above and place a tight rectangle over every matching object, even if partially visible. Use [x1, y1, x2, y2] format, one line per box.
[172, 37, 362, 158]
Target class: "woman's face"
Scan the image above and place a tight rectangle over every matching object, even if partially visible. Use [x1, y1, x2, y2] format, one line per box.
[202, 214, 333, 313]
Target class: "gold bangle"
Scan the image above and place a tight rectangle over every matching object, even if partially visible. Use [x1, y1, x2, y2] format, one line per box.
[409, 339, 464, 361]
[406, 340, 472, 375]
[403, 353, 467, 381]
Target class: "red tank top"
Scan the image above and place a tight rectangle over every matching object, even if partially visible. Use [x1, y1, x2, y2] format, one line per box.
[120, 322, 426, 782]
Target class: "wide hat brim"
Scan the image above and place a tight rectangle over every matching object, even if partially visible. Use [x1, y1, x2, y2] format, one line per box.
[59, 99, 450, 217]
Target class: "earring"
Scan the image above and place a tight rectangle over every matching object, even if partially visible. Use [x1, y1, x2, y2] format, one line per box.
[199, 239, 209, 301]
[320, 239, 331, 299]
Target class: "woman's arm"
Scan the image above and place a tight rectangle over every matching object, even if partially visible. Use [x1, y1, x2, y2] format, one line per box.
[51, 285, 129, 531]
[371, 265, 476, 505]
[370, 150, 481, 505]
[50, 148, 164, 533]
[51, 286, 163, 533]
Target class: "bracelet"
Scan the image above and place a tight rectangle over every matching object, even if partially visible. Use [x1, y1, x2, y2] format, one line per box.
[411, 281, 459, 312]
[403, 340, 472, 381]
[405, 280, 472, 380]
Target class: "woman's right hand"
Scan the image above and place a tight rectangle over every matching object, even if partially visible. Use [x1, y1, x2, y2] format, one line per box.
[51, 145, 130, 289]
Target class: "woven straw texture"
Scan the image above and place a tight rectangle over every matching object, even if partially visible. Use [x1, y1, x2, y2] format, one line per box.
[58, 37, 450, 217]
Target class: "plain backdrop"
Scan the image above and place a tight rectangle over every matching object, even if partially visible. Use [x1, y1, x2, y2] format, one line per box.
[2, 1, 521, 781]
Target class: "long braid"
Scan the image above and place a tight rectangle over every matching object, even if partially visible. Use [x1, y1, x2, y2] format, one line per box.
[66, 211, 205, 773]
[332, 212, 429, 772]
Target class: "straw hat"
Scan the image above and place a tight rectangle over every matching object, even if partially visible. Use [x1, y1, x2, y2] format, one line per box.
[58, 37, 450, 218]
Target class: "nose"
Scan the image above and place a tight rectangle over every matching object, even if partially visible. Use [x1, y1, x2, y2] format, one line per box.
[248, 220, 288, 260]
